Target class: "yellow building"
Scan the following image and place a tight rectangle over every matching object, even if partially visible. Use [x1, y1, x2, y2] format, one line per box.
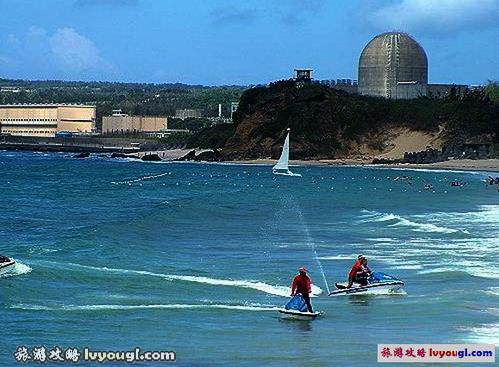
[102, 115, 168, 134]
[0, 104, 96, 137]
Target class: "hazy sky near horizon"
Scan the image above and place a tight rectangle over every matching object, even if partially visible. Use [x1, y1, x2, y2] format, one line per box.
[0, 0, 498, 85]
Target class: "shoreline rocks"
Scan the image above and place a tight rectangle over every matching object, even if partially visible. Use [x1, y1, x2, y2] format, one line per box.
[141, 153, 162, 161]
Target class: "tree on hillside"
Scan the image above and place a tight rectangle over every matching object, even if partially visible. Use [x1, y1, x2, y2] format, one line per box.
[485, 81, 499, 106]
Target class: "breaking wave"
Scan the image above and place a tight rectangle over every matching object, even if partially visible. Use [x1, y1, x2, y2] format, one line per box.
[387, 264, 423, 270]
[10, 303, 280, 312]
[483, 287, 499, 297]
[38, 261, 322, 297]
[0, 261, 32, 278]
[459, 323, 499, 345]
[418, 267, 499, 280]
[360, 211, 466, 234]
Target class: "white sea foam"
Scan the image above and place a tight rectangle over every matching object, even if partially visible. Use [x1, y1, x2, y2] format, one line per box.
[361, 211, 464, 234]
[27, 247, 59, 254]
[459, 323, 499, 345]
[418, 267, 499, 279]
[10, 303, 280, 312]
[413, 205, 499, 230]
[166, 274, 323, 297]
[483, 287, 499, 297]
[0, 261, 32, 278]
[485, 308, 499, 317]
[41, 261, 322, 297]
[341, 288, 407, 296]
[387, 264, 423, 270]
[365, 237, 399, 243]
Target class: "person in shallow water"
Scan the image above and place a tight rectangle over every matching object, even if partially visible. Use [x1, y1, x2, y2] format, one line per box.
[291, 267, 313, 312]
[347, 255, 372, 288]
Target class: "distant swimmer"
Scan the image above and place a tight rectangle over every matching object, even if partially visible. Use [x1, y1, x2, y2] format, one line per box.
[394, 176, 413, 184]
[291, 267, 313, 312]
[346, 255, 371, 288]
[424, 183, 433, 191]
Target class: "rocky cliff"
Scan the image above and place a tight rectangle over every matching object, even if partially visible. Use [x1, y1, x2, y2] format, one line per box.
[190, 80, 499, 161]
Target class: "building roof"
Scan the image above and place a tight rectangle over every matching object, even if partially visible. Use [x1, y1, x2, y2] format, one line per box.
[0, 103, 96, 108]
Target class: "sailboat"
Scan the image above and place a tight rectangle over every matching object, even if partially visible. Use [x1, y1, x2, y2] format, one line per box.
[272, 128, 301, 177]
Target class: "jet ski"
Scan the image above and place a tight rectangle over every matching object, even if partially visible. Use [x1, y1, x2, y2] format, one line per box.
[0, 255, 16, 275]
[277, 294, 321, 320]
[328, 272, 404, 296]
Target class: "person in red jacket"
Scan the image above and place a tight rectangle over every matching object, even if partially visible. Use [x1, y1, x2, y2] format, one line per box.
[347, 255, 370, 288]
[291, 267, 313, 312]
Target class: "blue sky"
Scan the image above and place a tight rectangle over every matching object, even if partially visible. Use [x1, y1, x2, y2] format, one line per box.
[0, 0, 498, 85]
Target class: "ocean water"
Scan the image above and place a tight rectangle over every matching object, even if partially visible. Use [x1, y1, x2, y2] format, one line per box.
[1, 151, 498, 366]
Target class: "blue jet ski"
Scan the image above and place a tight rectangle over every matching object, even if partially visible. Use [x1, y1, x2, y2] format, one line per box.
[329, 272, 404, 296]
[277, 294, 321, 320]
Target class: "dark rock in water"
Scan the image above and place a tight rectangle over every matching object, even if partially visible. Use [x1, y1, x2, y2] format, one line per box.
[98, 154, 109, 158]
[194, 149, 221, 162]
[175, 150, 196, 161]
[371, 158, 401, 164]
[73, 152, 90, 158]
[110, 153, 140, 159]
[141, 154, 162, 161]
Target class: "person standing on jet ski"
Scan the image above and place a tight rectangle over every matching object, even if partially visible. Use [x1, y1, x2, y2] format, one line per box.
[291, 267, 314, 312]
[347, 255, 372, 288]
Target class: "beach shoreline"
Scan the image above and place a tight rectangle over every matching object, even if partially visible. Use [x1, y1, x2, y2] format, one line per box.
[225, 158, 499, 173]
[134, 149, 499, 173]
[2, 147, 498, 173]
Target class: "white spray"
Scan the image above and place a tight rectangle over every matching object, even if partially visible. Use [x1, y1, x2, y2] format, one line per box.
[295, 208, 331, 294]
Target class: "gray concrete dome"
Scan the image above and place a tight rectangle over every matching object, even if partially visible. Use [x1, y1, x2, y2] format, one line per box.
[358, 32, 428, 99]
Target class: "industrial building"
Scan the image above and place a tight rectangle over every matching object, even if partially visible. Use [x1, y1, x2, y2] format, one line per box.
[427, 83, 468, 98]
[175, 109, 202, 120]
[357, 32, 468, 99]
[358, 32, 428, 99]
[102, 113, 168, 135]
[0, 104, 96, 137]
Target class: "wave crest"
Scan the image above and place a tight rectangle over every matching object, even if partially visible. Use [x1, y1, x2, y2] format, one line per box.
[10, 303, 280, 312]
[0, 261, 32, 278]
[38, 261, 322, 297]
[361, 211, 465, 234]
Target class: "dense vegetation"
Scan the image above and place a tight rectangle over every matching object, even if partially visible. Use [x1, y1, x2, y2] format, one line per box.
[186, 124, 236, 149]
[485, 81, 499, 106]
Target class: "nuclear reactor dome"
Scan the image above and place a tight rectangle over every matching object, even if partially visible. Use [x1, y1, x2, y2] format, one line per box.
[358, 32, 428, 99]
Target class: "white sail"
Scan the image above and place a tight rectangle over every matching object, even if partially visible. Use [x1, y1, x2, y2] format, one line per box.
[272, 129, 301, 177]
[273, 131, 290, 171]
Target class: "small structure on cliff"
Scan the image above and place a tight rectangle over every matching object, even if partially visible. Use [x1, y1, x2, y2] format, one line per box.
[294, 69, 313, 88]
